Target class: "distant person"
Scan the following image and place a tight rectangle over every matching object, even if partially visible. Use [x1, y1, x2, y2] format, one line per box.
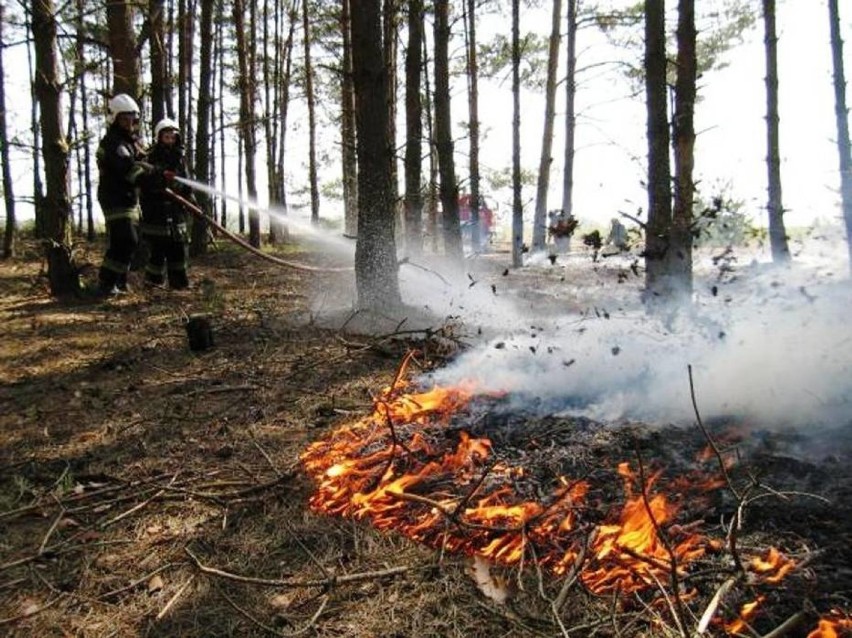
[606, 218, 628, 252]
[139, 118, 195, 290]
[95, 94, 151, 296]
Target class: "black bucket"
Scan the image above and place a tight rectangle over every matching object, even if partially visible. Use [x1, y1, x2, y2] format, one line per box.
[186, 314, 215, 351]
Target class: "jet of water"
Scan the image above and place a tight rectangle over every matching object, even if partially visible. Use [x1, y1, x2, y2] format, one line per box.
[173, 175, 356, 256]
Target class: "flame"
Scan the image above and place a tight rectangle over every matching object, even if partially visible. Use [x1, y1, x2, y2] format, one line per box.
[749, 546, 796, 584]
[724, 596, 765, 634]
[807, 611, 852, 638]
[301, 378, 724, 600]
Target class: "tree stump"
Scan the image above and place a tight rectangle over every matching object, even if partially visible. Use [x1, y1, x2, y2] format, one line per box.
[185, 314, 214, 351]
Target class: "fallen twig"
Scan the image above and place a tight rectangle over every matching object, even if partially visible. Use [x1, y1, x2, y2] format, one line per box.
[155, 574, 196, 620]
[695, 576, 738, 634]
[221, 587, 329, 637]
[759, 610, 807, 638]
[99, 563, 179, 601]
[185, 545, 413, 588]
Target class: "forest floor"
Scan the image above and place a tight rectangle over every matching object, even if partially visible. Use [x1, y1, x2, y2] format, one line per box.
[0, 235, 850, 637]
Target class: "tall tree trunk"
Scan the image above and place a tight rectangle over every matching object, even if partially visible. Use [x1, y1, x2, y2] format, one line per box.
[511, 0, 523, 267]
[341, 0, 358, 237]
[1, 2, 16, 259]
[26, 21, 46, 237]
[643, 0, 673, 302]
[433, 0, 462, 261]
[190, 0, 214, 256]
[274, 2, 297, 242]
[384, 0, 400, 232]
[216, 0, 227, 227]
[302, 0, 320, 225]
[465, 0, 483, 252]
[423, 27, 439, 252]
[74, 0, 94, 241]
[178, 0, 195, 162]
[33, 0, 77, 295]
[828, 0, 852, 273]
[561, 0, 577, 223]
[106, 0, 140, 99]
[149, 0, 168, 124]
[234, 0, 260, 246]
[670, 0, 697, 299]
[351, 0, 401, 308]
[533, 0, 562, 252]
[403, 0, 424, 256]
[763, 0, 790, 263]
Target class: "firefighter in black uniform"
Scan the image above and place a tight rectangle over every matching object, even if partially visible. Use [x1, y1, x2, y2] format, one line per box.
[140, 118, 194, 290]
[96, 93, 152, 296]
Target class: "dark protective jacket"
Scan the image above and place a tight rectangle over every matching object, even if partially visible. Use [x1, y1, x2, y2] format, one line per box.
[139, 142, 194, 233]
[96, 123, 146, 219]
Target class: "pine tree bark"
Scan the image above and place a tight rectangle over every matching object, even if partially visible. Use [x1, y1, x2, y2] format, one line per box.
[433, 0, 463, 260]
[351, 0, 401, 308]
[177, 0, 195, 162]
[828, 0, 852, 273]
[341, 0, 359, 238]
[74, 0, 94, 241]
[106, 0, 140, 99]
[671, 0, 697, 298]
[384, 0, 400, 231]
[216, 0, 228, 228]
[561, 0, 577, 224]
[511, 0, 523, 267]
[190, 0, 214, 257]
[233, 0, 260, 246]
[274, 3, 297, 242]
[302, 0, 320, 225]
[643, 0, 673, 302]
[762, 0, 790, 263]
[423, 31, 439, 252]
[26, 21, 46, 237]
[149, 0, 168, 124]
[465, 0, 483, 253]
[403, 0, 424, 256]
[33, 0, 78, 295]
[1, 2, 16, 259]
[533, 0, 562, 252]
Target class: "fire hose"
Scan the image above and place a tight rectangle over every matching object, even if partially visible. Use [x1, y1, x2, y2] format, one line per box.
[162, 187, 353, 273]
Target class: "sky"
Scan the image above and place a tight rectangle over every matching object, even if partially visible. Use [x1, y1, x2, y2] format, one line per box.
[475, 0, 850, 232]
[0, 0, 850, 235]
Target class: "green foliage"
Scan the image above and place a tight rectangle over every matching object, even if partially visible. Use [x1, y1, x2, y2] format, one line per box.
[597, 0, 758, 88]
[477, 32, 550, 90]
[484, 164, 537, 192]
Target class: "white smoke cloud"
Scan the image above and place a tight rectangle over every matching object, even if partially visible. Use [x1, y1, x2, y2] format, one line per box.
[416, 238, 852, 429]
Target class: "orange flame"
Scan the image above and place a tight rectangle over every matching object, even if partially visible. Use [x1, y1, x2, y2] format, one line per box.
[724, 596, 765, 634]
[807, 611, 852, 638]
[301, 380, 724, 600]
[750, 546, 796, 584]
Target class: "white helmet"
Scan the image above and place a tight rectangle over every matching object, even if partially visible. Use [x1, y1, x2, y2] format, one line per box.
[154, 117, 180, 140]
[108, 93, 140, 123]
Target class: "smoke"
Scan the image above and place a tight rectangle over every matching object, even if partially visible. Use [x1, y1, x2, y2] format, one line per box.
[420, 239, 852, 430]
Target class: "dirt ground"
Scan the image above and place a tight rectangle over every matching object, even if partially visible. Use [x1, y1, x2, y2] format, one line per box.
[0, 238, 849, 637]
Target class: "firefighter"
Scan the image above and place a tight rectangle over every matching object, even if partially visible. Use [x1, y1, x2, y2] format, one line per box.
[95, 94, 156, 296]
[139, 118, 194, 290]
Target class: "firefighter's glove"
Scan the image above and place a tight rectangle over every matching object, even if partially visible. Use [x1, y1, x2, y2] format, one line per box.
[163, 170, 177, 185]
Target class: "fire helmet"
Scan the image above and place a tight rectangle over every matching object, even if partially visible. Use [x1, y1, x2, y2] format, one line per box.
[107, 93, 140, 123]
[154, 117, 180, 140]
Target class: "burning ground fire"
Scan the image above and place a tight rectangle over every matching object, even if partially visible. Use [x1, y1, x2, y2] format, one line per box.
[299, 357, 844, 635]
